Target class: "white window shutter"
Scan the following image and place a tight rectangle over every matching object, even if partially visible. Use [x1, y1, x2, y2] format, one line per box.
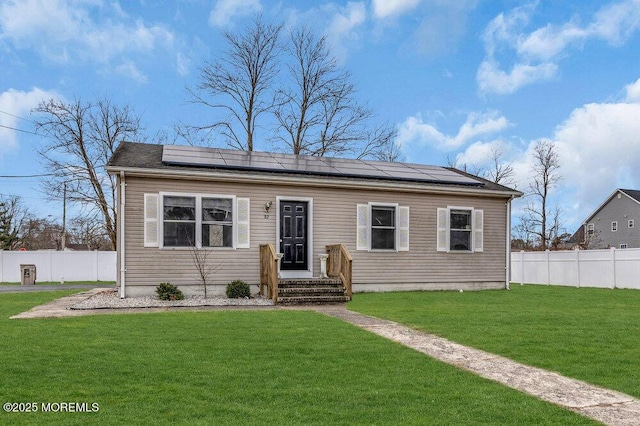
[436, 208, 448, 252]
[144, 193, 159, 247]
[397, 206, 410, 251]
[236, 198, 250, 249]
[356, 204, 370, 250]
[473, 209, 484, 252]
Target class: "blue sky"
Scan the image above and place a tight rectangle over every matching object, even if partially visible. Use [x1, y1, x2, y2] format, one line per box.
[1, 0, 640, 235]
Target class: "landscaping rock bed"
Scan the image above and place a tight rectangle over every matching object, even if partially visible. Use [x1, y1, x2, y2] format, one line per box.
[70, 289, 274, 310]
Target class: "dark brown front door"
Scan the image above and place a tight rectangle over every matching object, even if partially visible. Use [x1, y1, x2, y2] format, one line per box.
[280, 201, 308, 270]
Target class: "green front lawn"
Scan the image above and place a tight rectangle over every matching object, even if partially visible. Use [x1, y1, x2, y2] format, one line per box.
[349, 285, 640, 399]
[0, 291, 594, 425]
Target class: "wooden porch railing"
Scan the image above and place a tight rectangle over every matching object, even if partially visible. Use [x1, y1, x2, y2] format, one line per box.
[326, 244, 353, 297]
[259, 243, 279, 303]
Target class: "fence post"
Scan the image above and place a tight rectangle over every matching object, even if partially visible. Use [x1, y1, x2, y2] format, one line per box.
[575, 249, 581, 288]
[0, 250, 3, 282]
[611, 247, 617, 289]
[520, 250, 525, 285]
[546, 249, 551, 285]
[95, 250, 99, 281]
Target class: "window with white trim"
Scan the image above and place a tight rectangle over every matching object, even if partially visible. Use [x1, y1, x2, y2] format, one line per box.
[143, 193, 250, 249]
[201, 198, 233, 247]
[612, 221, 618, 232]
[628, 220, 634, 229]
[163, 195, 197, 247]
[620, 244, 628, 249]
[450, 209, 472, 251]
[587, 223, 594, 235]
[356, 203, 409, 251]
[371, 206, 396, 250]
[437, 207, 483, 252]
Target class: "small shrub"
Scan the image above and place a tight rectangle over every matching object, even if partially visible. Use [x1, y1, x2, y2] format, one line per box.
[156, 282, 184, 301]
[226, 280, 251, 298]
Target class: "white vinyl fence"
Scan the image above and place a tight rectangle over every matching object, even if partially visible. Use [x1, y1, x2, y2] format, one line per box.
[0, 250, 116, 283]
[511, 248, 640, 289]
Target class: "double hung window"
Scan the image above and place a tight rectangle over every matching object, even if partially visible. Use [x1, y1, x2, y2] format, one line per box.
[143, 192, 250, 249]
[371, 206, 396, 250]
[449, 209, 472, 251]
[163, 196, 196, 247]
[201, 198, 233, 247]
[437, 207, 483, 252]
[356, 203, 409, 251]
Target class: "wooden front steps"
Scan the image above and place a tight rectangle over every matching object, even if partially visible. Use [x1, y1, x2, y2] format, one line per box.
[277, 279, 351, 305]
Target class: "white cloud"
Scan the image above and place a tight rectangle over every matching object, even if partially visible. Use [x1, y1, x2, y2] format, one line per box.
[0, 87, 61, 157]
[209, 0, 262, 28]
[479, 0, 640, 95]
[589, 0, 640, 45]
[409, 0, 477, 56]
[554, 101, 640, 208]
[0, 0, 175, 77]
[372, 0, 422, 19]
[114, 61, 148, 84]
[477, 60, 557, 95]
[517, 22, 588, 61]
[325, 2, 366, 60]
[507, 81, 640, 228]
[395, 111, 509, 152]
[327, 2, 365, 37]
[625, 77, 640, 102]
[455, 139, 510, 166]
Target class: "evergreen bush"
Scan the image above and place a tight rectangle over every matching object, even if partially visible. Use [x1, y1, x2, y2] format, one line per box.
[226, 280, 251, 298]
[156, 282, 185, 301]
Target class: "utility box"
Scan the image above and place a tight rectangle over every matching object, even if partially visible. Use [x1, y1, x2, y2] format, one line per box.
[20, 264, 36, 285]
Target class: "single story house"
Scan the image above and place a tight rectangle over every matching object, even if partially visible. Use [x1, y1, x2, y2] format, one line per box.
[106, 142, 522, 299]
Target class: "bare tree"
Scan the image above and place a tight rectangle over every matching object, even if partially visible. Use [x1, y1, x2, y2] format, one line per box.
[0, 195, 28, 250]
[486, 145, 515, 186]
[445, 155, 485, 177]
[19, 217, 64, 250]
[33, 97, 144, 251]
[68, 215, 111, 250]
[187, 15, 283, 150]
[520, 140, 562, 249]
[357, 125, 402, 162]
[187, 245, 220, 298]
[274, 26, 392, 158]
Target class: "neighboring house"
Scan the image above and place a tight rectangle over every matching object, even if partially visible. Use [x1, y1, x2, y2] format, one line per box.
[106, 142, 522, 298]
[576, 189, 640, 249]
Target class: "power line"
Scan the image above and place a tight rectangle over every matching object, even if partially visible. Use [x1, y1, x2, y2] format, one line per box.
[0, 123, 42, 137]
[0, 173, 58, 178]
[0, 110, 35, 124]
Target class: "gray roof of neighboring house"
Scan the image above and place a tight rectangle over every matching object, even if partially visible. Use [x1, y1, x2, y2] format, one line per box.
[619, 189, 640, 203]
[107, 141, 522, 196]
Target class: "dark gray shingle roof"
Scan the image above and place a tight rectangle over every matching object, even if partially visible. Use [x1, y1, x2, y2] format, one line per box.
[620, 189, 640, 203]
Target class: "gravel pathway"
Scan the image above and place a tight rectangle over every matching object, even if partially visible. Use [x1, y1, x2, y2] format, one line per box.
[70, 289, 274, 310]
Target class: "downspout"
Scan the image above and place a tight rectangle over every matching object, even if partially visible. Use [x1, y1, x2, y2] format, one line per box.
[119, 171, 126, 298]
[505, 196, 514, 290]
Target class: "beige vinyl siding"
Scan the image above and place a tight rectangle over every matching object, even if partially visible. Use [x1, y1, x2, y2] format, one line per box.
[122, 175, 509, 294]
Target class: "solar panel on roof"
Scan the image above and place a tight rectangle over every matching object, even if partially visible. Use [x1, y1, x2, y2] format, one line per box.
[161, 145, 483, 186]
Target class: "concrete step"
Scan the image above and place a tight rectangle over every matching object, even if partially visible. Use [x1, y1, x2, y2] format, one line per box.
[277, 295, 351, 305]
[278, 286, 346, 295]
[278, 279, 342, 288]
